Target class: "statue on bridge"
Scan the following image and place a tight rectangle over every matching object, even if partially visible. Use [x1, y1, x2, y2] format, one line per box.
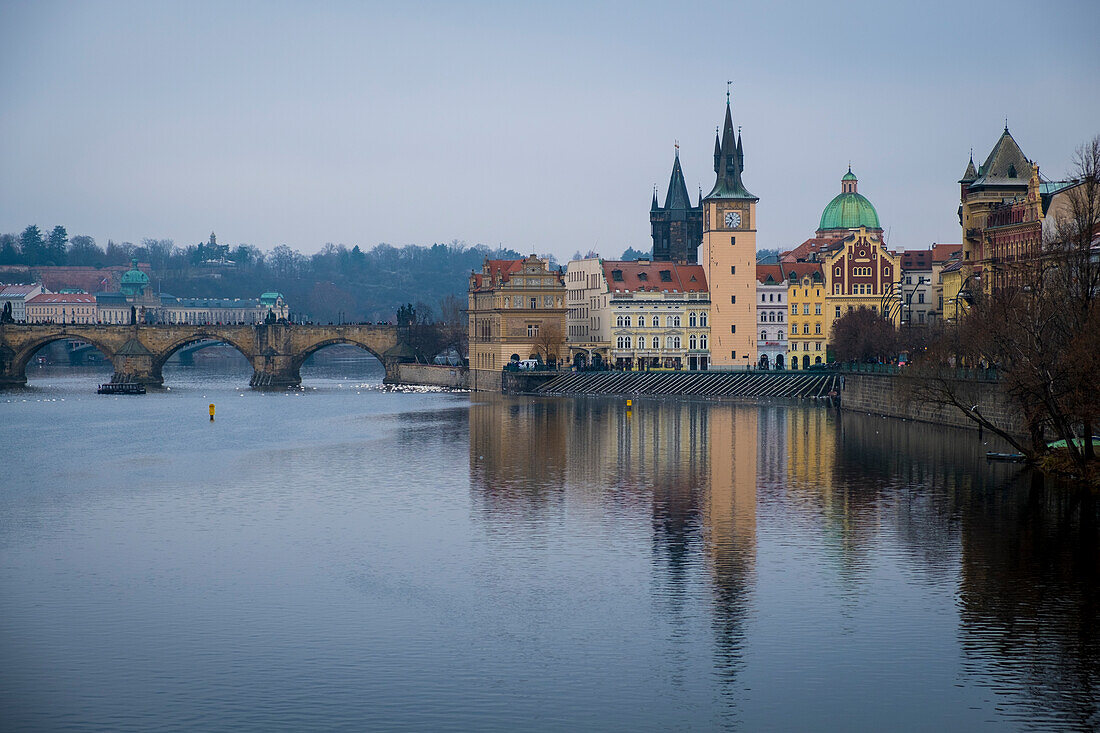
[1, 302, 12, 324]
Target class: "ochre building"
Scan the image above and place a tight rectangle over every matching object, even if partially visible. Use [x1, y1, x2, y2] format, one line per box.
[468, 255, 566, 390]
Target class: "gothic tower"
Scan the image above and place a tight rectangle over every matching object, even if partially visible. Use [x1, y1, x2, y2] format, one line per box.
[701, 96, 758, 368]
[651, 148, 703, 263]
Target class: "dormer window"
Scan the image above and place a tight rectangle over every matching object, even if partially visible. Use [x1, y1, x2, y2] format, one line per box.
[637, 272, 648, 281]
[659, 270, 672, 282]
[612, 270, 624, 282]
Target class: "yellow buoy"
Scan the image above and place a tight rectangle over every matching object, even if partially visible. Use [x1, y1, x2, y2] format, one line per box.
[626, 399, 633, 407]
[209, 403, 215, 421]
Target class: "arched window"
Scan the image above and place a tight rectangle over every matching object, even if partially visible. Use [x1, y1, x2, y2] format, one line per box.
[624, 336, 631, 348]
[673, 315, 681, 327]
[760, 331, 767, 340]
[815, 323, 821, 334]
[689, 334, 697, 349]
[760, 313, 767, 322]
[666, 315, 674, 327]
[689, 312, 697, 327]
[616, 315, 624, 327]
[673, 336, 681, 349]
[652, 315, 659, 328]
[803, 324, 810, 334]
[700, 334, 708, 350]
[652, 336, 659, 349]
[700, 313, 707, 327]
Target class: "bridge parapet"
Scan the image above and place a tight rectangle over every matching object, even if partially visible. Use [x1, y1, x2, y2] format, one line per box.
[0, 322, 407, 390]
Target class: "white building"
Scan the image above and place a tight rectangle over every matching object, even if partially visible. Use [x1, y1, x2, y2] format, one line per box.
[565, 258, 711, 370]
[0, 283, 48, 322]
[755, 265, 788, 369]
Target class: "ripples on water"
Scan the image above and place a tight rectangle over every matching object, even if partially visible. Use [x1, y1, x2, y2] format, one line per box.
[1, 356, 1097, 731]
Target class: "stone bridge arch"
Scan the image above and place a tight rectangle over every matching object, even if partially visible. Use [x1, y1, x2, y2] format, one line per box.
[150, 330, 257, 383]
[1, 327, 123, 387]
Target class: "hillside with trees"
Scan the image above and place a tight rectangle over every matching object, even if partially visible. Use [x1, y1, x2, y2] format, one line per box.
[0, 228, 522, 323]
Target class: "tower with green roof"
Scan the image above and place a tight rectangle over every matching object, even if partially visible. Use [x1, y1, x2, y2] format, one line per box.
[119, 258, 150, 298]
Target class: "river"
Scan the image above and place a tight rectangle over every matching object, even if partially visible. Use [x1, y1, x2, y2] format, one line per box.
[1, 355, 1097, 731]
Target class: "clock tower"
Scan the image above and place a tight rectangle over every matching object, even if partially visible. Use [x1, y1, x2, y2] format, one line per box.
[701, 97, 758, 368]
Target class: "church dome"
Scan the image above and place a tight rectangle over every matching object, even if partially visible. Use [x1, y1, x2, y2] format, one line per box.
[120, 258, 149, 296]
[818, 168, 881, 231]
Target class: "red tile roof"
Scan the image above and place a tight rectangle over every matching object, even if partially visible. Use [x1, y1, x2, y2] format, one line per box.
[27, 293, 96, 304]
[470, 258, 527, 290]
[756, 264, 786, 284]
[901, 249, 933, 269]
[603, 260, 708, 292]
[932, 244, 962, 263]
[780, 262, 825, 281]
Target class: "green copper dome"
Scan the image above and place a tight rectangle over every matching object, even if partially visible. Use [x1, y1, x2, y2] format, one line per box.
[120, 258, 149, 297]
[818, 169, 880, 230]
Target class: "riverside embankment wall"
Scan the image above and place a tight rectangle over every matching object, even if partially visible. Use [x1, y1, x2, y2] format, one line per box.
[394, 364, 468, 389]
[841, 372, 1025, 436]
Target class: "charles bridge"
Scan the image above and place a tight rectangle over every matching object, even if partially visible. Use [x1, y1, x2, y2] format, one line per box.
[0, 322, 407, 389]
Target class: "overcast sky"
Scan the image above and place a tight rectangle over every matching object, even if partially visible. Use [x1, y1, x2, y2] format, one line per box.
[2, 0, 1098, 260]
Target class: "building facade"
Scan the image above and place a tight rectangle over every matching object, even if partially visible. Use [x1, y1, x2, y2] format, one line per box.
[602, 260, 710, 370]
[755, 265, 787, 369]
[650, 149, 703, 264]
[784, 263, 826, 369]
[0, 283, 48, 322]
[26, 293, 98, 324]
[899, 249, 935, 326]
[959, 127, 1081, 292]
[468, 255, 567, 384]
[701, 97, 758, 368]
[565, 257, 611, 367]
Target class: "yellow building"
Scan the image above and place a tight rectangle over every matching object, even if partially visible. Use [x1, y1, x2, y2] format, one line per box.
[784, 263, 827, 369]
[468, 254, 566, 391]
[701, 96, 758, 369]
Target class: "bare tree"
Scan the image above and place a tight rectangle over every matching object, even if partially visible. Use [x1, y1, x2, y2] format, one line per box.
[438, 294, 468, 361]
[533, 325, 565, 365]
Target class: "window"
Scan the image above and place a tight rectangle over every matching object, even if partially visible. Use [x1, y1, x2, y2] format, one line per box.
[653, 336, 660, 349]
[769, 293, 775, 302]
[624, 336, 632, 348]
[815, 342, 822, 351]
[918, 292, 925, 304]
[674, 336, 681, 349]
[803, 304, 810, 315]
[637, 272, 648, 281]
[834, 284, 841, 294]
[730, 324, 736, 333]
[791, 304, 797, 315]
[529, 297, 537, 308]
[731, 295, 736, 304]
[689, 312, 697, 327]
[803, 324, 809, 334]
[652, 315, 659, 327]
[731, 350, 737, 359]
[527, 324, 539, 337]
[730, 266, 736, 275]
[836, 306, 841, 318]
[761, 330, 767, 340]
[612, 269, 624, 282]
[700, 335, 707, 349]
[761, 294, 766, 303]
[690, 334, 697, 349]
[699, 314, 707, 327]
[760, 313, 767, 322]
[815, 304, 821, 315]
[659, 270, 672, 282]
[616, 315, 624, 327]
[814, 323, 821, 334]
[673, 315, 681, 327]
[835, 267, 841, 276]
[731, 236, 736, 245]
[616, 336, 624, 348]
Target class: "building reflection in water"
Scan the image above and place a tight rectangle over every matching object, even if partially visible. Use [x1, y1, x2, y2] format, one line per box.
[468, 395, 1099, 727]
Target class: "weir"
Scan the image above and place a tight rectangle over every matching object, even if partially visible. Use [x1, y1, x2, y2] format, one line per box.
[533, 370, 839, 399]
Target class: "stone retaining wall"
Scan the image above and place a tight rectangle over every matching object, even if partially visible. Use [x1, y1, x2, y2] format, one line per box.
[395, 363, 468, 389]
[841, 372, 1025, 436]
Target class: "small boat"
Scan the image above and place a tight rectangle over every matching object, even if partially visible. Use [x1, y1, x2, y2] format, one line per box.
[986, 451, 1026, 463]
[97, 382, 146, 395]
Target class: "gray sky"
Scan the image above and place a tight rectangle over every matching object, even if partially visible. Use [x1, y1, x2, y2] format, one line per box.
[2, 0, 1098, 260]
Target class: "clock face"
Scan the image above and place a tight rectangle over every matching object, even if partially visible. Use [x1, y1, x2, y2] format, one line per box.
[725, 211, 742, 228]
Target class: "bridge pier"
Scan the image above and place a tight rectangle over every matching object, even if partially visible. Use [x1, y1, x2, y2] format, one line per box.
[249, 351, 301, 390]
[109, 338, 164, 388]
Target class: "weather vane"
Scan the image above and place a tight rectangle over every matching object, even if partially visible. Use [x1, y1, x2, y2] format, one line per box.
[727, 80, 732, 103]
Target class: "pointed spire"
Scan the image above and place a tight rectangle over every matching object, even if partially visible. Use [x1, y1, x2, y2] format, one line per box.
[651, 184, 659, 212]
[713, 126, 721, 174]
[736, 126, 744, 173]
[961, 149, 978, 183]
[663, 151, 692, 210]
[705, 94, 756, 201]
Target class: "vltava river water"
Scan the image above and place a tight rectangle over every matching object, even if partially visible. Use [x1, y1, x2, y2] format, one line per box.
[2, 358, 1098, 731]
